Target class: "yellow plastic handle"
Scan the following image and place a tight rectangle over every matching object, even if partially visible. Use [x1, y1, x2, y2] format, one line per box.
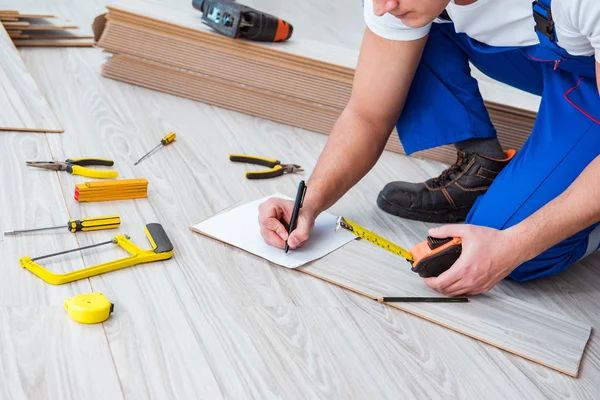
[68, 215, 121, 232]
[70, 165, 118, 179]
[161, 132, 176, 145]
[244, 165, 283, 180]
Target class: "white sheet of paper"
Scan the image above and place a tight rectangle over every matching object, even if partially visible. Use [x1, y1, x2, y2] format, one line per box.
[190, 193, 356, 268]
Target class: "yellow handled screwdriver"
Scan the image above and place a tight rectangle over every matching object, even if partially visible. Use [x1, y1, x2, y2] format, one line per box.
[4, 215, 121, 236]
[134, 132, 176, 165]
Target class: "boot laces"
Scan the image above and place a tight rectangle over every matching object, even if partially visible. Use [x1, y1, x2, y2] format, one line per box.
[431, 151, 470, 188]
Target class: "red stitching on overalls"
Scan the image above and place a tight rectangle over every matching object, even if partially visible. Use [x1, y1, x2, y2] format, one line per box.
[564, 77, 600, 125]
[527, 51, 566, 68]
[527, 51, 559, 62]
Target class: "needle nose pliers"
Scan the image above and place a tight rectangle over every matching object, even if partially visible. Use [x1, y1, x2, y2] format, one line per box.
[229, 154, 303, 179]
[26, 158, 118, 179]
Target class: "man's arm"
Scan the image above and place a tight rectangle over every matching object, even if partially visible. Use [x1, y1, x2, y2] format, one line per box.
[304, 29, 426, 214]
[425, 154, 600, 296]
[508, 154, 600, 262]
[258, 28, 427, 249]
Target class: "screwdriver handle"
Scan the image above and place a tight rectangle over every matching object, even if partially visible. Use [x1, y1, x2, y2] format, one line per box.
[161, 132, 176, 146]
[67, 215, 121, 233]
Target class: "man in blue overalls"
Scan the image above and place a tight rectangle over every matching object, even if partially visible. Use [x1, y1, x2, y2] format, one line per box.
[257, 0, 600, 296]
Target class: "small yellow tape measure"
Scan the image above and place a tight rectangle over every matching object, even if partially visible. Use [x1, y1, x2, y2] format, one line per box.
[335, 216, 414, 261]
[64, 292, 114, 324]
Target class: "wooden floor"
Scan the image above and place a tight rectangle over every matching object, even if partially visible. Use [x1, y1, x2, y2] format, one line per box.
[1, 0, 600, 398]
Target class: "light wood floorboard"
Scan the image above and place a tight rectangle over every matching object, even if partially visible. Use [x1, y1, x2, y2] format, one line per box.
[0, 23, 62, 132]
[0, 0, 599, 398]
[0, 129, 122, 397]
[0, 306, 124, 400]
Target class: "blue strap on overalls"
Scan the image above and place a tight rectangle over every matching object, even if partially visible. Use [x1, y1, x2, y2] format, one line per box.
[531, 0, 596, 77]
[532, 0, 556, 45]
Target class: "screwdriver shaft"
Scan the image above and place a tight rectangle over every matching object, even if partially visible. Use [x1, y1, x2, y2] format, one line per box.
[134, 132, 176, 165]
[4, 225, 63, 235]
[32, 239, 117, 262]
[134, 143, 162, 165]
[5, 215, 120, 235]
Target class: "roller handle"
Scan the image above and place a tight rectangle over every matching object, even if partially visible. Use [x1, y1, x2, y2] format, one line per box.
[145, 223, 174, 253]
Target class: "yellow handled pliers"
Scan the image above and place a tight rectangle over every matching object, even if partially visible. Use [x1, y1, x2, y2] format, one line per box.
[26, 158, 118, 179]
[229, 154, 303, 179]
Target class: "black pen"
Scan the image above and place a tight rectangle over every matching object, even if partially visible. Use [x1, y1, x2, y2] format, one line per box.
[285, 180, 307, 253]
[376, 297, 469, 303]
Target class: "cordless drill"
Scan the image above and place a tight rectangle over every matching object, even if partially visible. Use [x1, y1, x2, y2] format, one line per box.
[192, 0, 293, 42]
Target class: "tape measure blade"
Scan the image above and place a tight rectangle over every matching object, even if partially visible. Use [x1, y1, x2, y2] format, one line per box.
[337, 217, 414, 261]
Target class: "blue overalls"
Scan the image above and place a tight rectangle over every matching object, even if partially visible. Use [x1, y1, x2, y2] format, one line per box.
[395, 0, 600, 281]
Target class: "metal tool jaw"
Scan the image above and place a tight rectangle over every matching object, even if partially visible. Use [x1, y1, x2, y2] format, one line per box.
[26, 161, 66, 171]
[19, 223, 174, 285]
[281, 164, 304, 174]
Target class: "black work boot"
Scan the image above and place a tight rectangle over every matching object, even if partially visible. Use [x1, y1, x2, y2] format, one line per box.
[377, 150, 516, 223]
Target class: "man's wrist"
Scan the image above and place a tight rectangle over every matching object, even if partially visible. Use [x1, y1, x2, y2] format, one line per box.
[303, 178, 329, 216]
[503, 222, 540, 266]
[302, 192, 325, 218]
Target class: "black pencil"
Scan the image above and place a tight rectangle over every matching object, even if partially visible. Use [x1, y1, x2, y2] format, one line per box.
[376, 297, 469, 303]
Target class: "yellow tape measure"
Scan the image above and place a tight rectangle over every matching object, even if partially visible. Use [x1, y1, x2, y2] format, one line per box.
[64, 292, 114, 324]
[335, 216, 414, 261]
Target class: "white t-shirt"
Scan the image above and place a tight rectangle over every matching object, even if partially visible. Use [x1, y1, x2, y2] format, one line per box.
[363, 0, 600, 62]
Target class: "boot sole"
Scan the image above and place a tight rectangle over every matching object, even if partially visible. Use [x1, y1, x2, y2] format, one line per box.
[376, 192, 469, 224]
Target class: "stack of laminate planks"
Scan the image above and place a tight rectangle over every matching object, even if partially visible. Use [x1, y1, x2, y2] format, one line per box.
[0, 10, 93, 47]
[93, 2, 538, 164]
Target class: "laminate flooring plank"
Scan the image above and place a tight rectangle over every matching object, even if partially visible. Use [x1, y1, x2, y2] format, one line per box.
[13, 39, 94, 47]
[297, 145, 600, 393]
[0, 132, 123, 397]
[299, 240, 591, 376]
[0, 24, 62, 132]
[0, 306, 124, 400]
[103, 2, 359, 72]
[479, 257, 600, 398]
[17, 29, 93, 39]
